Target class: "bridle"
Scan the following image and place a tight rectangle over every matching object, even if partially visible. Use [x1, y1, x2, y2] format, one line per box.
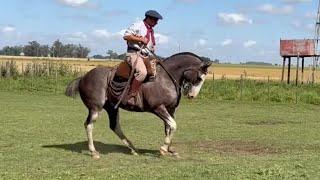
[146, 48, 206, 96]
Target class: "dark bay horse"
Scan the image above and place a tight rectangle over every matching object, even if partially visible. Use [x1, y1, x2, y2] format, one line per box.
[65, 52, 211, 159]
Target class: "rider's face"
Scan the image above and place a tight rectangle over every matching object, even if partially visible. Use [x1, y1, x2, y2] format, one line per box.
[148, 17, 159, 27]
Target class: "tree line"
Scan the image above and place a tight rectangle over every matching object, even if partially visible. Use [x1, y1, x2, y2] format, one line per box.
[0, 41, 217, 62]
[0, 40, 90, 58]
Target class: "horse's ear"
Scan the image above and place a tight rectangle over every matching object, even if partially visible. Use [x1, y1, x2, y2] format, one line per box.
[201, 61, 212, 73]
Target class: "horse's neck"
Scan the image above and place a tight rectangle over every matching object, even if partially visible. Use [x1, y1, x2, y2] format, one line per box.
[161, 60, 188, 85]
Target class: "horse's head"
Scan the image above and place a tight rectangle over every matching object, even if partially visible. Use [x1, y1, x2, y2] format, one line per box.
[182, 60, 212, 99]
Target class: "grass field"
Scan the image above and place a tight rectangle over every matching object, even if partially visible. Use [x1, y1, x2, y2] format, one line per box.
[1, 90, 320, 179]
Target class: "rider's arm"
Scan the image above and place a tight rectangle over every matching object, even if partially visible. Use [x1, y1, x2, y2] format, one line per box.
[123, 35, 147, 45]
[123, 22, 148, 45]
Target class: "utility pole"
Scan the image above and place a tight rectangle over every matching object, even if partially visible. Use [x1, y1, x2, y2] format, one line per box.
[312, 0, 320, 83]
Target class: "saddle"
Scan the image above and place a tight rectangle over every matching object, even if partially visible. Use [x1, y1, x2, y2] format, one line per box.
[115, 57, 157, 81]
[108, 57, 157, 109]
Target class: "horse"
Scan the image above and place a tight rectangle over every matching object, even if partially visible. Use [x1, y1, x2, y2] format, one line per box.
[65, 52, 212, 159]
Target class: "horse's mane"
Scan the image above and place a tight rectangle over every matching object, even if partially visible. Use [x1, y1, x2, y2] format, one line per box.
[163, 52, 203, 62]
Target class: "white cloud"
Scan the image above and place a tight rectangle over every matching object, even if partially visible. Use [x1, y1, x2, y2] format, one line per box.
[307, 23, 314, 30]
[291, 21, 302, 28]
[243, 40, 257, 48]
[282, 0, 312, 4]
[198, 39, 207, 46]
[92, 29, 111, 38]
[221, 39, 233, 46]
[57, 0, 88, 7]
[218, 13, 253, 25]
[258, 4, 293, 15]
[91, 29, 169, 46]
[305, 12, 316, 19]
[66, 32, 87, 41]
[193, 39, 207, 47]
[1, 26, 16, 33]
[155, 33, 169, 44]
[175, 0, 199, 3]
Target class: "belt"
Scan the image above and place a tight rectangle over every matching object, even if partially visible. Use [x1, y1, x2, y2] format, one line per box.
[127, 46, 139, 53]
[127, 46, 149, 56]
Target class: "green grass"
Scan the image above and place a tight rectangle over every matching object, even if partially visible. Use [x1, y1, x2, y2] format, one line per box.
[1, 76, 320, 105]
[1, 91, 320, 179]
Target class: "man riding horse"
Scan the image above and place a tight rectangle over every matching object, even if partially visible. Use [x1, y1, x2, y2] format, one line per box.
[123, 10, 163, 105]
[65, 10, 212, 159]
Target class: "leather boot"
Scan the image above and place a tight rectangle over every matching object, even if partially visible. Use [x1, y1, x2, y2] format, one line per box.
[125, 79, 142, 106]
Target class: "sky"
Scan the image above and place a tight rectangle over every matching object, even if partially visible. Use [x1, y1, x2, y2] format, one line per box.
[0, 0, 318, 63]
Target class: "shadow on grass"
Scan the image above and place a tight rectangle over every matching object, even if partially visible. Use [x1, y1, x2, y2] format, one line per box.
[42, 141, 159, 157]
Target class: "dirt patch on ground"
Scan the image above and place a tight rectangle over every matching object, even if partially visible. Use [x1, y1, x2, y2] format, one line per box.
[245, 119, 301, 126]
[194, 140, 283, 156]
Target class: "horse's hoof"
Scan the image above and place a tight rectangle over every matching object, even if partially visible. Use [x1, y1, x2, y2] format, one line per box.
[159, 147, 168, 156]
[131, 151, 139, 156]
[171, 152, 181, 158]
[91, 151, 100, 159]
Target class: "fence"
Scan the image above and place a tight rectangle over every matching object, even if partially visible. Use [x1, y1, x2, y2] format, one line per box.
[1, 60, 320, 105]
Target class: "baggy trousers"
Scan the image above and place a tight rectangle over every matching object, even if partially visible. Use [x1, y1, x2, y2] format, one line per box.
[126, 52, 147, 82]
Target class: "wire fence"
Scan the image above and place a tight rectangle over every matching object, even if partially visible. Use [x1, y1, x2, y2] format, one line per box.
[1, 60, 320, 105]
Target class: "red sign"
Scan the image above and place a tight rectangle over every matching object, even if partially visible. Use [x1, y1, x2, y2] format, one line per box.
[280, 39, 315, 57]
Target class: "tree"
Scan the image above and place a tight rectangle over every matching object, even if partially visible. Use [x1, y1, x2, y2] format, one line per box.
[117, 53, 127, 60]
[23, 41, 41, 56]
[0, 46, 23, 56]
[50, 39, 64, 57]
[39, 45, 49, 57]
[92, 54, 106, 59]
[64, 44, 78, 57]
[106, 50, 118, 59]
[76, 44, 90, 58]
[213, 59, 220, 64]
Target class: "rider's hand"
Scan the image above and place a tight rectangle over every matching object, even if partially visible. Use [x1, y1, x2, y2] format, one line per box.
[140, 37, 148, 45]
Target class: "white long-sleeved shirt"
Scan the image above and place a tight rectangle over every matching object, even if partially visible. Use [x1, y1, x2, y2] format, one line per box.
[124, 21, 155, 54]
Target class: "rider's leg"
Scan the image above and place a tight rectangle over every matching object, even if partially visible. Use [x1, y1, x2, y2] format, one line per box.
[125, 53, 147, 105]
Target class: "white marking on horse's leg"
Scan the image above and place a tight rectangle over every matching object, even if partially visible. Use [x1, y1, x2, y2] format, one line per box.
[86, 123, 96, 152]
[160, 116, 177, 154]
[167, 116, 177, 132]
[92, 112, 99, 121]
[189, 74, 206, 98]
[160, 125, 171, 153]
[85, 111, 100, 159]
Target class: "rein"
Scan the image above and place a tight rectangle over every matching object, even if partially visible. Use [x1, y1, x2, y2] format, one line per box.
[147, 49, 181, 95]
[157, 60, 181, 93]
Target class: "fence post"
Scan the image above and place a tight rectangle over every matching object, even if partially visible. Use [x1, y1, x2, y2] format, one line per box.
[240, 74, 243, 101]
[295, 85, 299, 104]
[267, 76, 270, 103]
[55, 63, 58, 94]
[212, 73, 215, 98]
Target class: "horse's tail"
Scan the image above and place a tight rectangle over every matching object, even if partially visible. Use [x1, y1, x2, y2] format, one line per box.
[65, 77, 82, 98]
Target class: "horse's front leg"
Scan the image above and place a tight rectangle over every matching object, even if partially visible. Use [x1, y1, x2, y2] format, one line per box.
[154, 105, 179, 157]
[161, 123, 179, 156]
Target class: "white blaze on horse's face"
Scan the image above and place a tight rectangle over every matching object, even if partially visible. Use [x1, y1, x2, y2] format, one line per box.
[188, 74, 206, 98]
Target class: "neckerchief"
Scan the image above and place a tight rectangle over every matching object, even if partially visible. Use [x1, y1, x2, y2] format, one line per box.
[143, 20, 156, 46]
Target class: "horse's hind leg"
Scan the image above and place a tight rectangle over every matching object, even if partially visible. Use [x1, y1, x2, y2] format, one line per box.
[84, 110, 100, 159]
[104, 102, 138, 155]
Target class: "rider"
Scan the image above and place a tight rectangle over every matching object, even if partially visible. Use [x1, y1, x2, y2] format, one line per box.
[123, 10, 163, 105]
